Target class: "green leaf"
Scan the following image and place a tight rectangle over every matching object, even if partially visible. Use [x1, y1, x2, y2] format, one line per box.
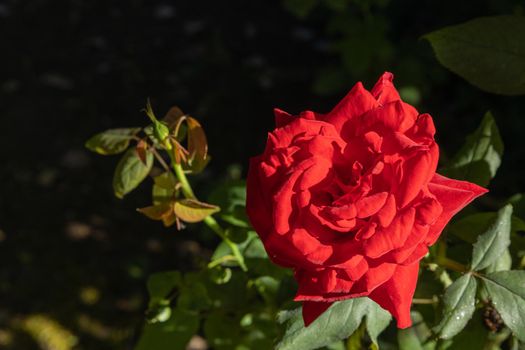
[113, 148, 153, 198]
[152, 172, 177, 205]
[203, 311, 241, 350]
[366, 301, 392, 346]
[212, 231, 266, 262]
[424, 15, 525, 95]
[147, 271, 182, 304]
[276, 297, 390, 350]
[176, 281, 212, 311]
[397, 312, 435, 350]
[486, 249, 512, 273]
[470, 205, 512, 271]
[481, 270, 525, 342]
[208, 180, 250, 228]
[434, 274, 477, 339]
[173, 198, 219, 223]
[85, 127, 140, 155]
[446, 310, 488, 350]
[441, 112, 503, 187]
[398, 328, 423, 350]
[145, 271, 182, 323]
[346, 321, 369, 350]
[449, 212, 525, 244]
[134, 308, 199, 350]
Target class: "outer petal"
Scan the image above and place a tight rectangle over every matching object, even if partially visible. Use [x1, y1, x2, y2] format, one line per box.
[274, 108, 294, 127]
[368, 262, 420, 328]
[425, 174, 488, 245]
[247, 157, 309, 268]
[246, 156, 273, 241]
[324, 82, 378, 132]
[371, 71, 400, 105]
[303, 301, 333, 326]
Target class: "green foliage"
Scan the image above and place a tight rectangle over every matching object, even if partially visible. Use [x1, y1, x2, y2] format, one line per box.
[397, 312, 435, 350]
[85, 35, 525, 349]
[481, 271, 525, 342]
[113, 148, 153, 198]
[134, 308, 199, 350]
[85, 127, 141, 155]
[445, 310, 488, 350]
[208, 180, 250, 228]
[425, 15, 525, 95]
[470, 205, 512, 271]
[276, 298, 391, 350]
[434, 274, 477, 339]
[441, 112, 503, 187]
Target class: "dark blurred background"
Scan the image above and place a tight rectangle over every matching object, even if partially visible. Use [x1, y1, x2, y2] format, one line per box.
[1, 0, 524, 348]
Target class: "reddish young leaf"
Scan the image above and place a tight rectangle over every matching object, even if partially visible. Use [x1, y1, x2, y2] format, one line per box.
[173, 199, 220, 223]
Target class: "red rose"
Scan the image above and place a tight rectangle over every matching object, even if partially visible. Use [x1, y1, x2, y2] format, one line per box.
[246, 72, 487, 328]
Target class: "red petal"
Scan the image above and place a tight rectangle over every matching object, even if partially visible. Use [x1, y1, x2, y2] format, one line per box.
[290, 228, 333, 265]
[376, 194, 397, 227]
[364, 208, 416, 258]
[397, 145, 439, 208]
[368, 262, 420, 328]
[425, 174, 488, 245]
[274, 108, 294, 127]
[371, 72, 400, 105]
[356, 192, 389, 218]
[324, 82, 379, 132]
[302, 301, 333, 326]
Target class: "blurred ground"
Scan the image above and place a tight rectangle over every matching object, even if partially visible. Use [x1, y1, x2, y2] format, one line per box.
[1, 0, 524, 348]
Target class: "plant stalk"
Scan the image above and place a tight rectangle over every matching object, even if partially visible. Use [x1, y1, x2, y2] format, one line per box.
[172, 163, 247, 271]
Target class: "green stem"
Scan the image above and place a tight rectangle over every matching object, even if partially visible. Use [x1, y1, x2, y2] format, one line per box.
[172, 163, 247, 271]
[208, 254, 237, 269]
[436, 256, 469, 273]
[173, 163, 196, 199]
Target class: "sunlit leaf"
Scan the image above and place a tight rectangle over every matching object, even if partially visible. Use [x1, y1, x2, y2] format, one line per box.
[433, 274, 477, 339]
[486, 249, 512, 273]
[481, 270, 525, 342]
[85, 127, 140, 155]
[152, 172, 177, 205]
[366, 300, 392, 346]
[470, 205, 512, 271]
[441, 112, 503, 187]
[137, 203, 177, 227]
[276, 297, 390, 350]
[185, 117, 209, 173]
[173, 199, 219, 223]
[424, 15, 525, 95]
[446, 310, 489, 350]
[137, 203, 172, 220]
[113, 148, 153, 198]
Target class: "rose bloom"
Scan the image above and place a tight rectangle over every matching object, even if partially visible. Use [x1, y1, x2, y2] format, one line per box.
[246, 72, 487, 328]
